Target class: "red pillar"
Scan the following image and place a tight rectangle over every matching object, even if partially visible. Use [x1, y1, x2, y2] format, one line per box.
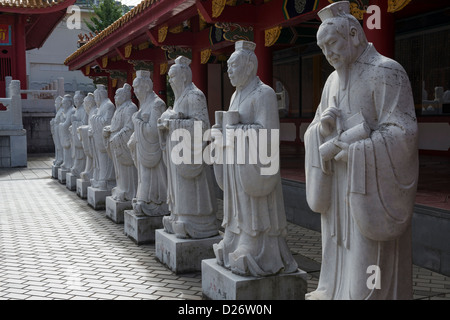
[254, 27, 273, 88]
[152, 62, 167, 103]
[107, 75, 115, 103]
[363, 0, 395, 58]
[15, 14, 27, 98]
[191, 48, 208, 98]
[126, 69, 133, 85]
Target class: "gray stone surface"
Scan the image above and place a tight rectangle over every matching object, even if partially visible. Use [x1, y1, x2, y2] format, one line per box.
[105, 196, 131, 224]
[202, 259, 307, 300]
[124, 210, 164, 245]
[57, 167, 69, 184]
[155, 229, 222, 274]
[87, 186, 110, 210]
[76, 178, 90, 199]
[52, 164, 60, 179]
[66, 172, 77, 191]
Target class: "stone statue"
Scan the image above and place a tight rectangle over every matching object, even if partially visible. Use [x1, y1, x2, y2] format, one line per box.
[104, 83, 138, 202]
[90, 84, 116, 190]
[59, 94, 76, 171]
[304, 1, 418, 300]
[50, 96, 64, 167]
[78, 93, 97, 183]
[210, 40, 298, 277]
[128, 70, 168, 216]
[157, 56, 218, 239]
[69, 91, 88, 177]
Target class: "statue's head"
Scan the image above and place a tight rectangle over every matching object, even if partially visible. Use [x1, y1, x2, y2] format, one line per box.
[93, 84, 107, 106]
[62, 94, 74, 110]
[168, 56, 192, 91]
[83, 93, 96, 113]
[114, 83, 132, 107]
[227, 40, 258, 89]
[132, 70, 153, 102]
[316, 1, 368, 71]
[74, 91, 85, 108]
[55, 96, 63, 111]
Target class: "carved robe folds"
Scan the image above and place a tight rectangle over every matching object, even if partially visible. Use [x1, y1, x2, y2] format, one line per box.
[304, 44, 418, 299]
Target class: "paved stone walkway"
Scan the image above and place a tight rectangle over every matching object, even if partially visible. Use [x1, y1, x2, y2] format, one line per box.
[0, 154, 449, 300]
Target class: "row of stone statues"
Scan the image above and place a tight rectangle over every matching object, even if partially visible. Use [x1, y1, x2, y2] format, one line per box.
[49, 1, 419, 300]
[50, 42, 298, 281]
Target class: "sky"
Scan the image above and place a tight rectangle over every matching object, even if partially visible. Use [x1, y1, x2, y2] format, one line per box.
[120, 0, 142, 6]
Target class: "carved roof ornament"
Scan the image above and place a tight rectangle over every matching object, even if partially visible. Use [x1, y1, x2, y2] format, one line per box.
[387, 0, 411, 13]
[102, 56, 108, 69]
[160, 62, 168, 75]
[158, 25, 168, 43]
[129, 60, 153, 72]
[201, 49, 212, 64]
[212, 0, 227, 18]
[85, 65, 90, 76]
[124, 43, 133, 58]
[265, 26, 282, 47]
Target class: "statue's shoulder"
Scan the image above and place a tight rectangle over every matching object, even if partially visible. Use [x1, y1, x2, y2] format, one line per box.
[364, 46, 407, 76]
[254, 79, 276, 101]
[153, 96, 166, 111]
[187, 85, 207, 103]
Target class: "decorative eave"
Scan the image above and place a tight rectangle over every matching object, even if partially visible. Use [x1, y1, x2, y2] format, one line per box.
[66, 0, 204, 69]
[65, 0, 328, 72]
[0, 0, 76, 14]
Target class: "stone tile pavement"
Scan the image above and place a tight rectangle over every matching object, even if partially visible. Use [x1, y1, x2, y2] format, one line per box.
[0, 154, 449, 300]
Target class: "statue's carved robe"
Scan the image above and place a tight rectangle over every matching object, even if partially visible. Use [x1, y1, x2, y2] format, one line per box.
[105, 100, 138, 202]
[159, 83, 218, 239]
[304, 44, 418, 300]
[70, 104, 88, 177]
[60, 106, 75, 170]
[91, 99, 115, 189]
[129, 92, 168, 216]
[213, 76, 298, 277]
[78, 106, 97, 182]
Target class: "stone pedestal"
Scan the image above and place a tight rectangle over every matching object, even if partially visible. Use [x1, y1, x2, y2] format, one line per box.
[155, 229, 222, 274]
[124, 210, 165, 245]
[51, 165, 60, 179]
[105, 196, 131, 224]
[65, 173, 77, 191]
[87, 187, 111, 210]
[57, 168, 69, 184]
[76, 179, 90, 199]
[201, 259, 308, 300]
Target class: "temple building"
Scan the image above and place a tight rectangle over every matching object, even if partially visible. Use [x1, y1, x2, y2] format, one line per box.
[59, 0, 448, 276]
[0, 0, 78, 97]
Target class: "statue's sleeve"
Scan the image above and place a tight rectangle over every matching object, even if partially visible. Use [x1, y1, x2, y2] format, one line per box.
[348, 62, 419, 241]
[235, 86, 280, 197]
[135, 101, 164, 169]
[304, 111, 333, 214]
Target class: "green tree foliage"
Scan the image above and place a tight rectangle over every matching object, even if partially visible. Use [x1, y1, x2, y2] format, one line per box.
[85, 0, 130, 33]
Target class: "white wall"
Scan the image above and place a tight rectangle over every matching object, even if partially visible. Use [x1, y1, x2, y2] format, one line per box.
[26, 9, 95, 94]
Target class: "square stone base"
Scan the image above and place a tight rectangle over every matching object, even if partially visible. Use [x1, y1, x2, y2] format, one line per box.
[76, 179, 90, 199]
[66, 173, 77, 191]
[124, 210, 165, 245]
[105, 196, 132, 224]
[201, 259, 308, 300]
[87, 187, 111, 210]
[57, 168, 69, 184]
[52, 165, 59, 179]
[155, 229, 222, 274]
